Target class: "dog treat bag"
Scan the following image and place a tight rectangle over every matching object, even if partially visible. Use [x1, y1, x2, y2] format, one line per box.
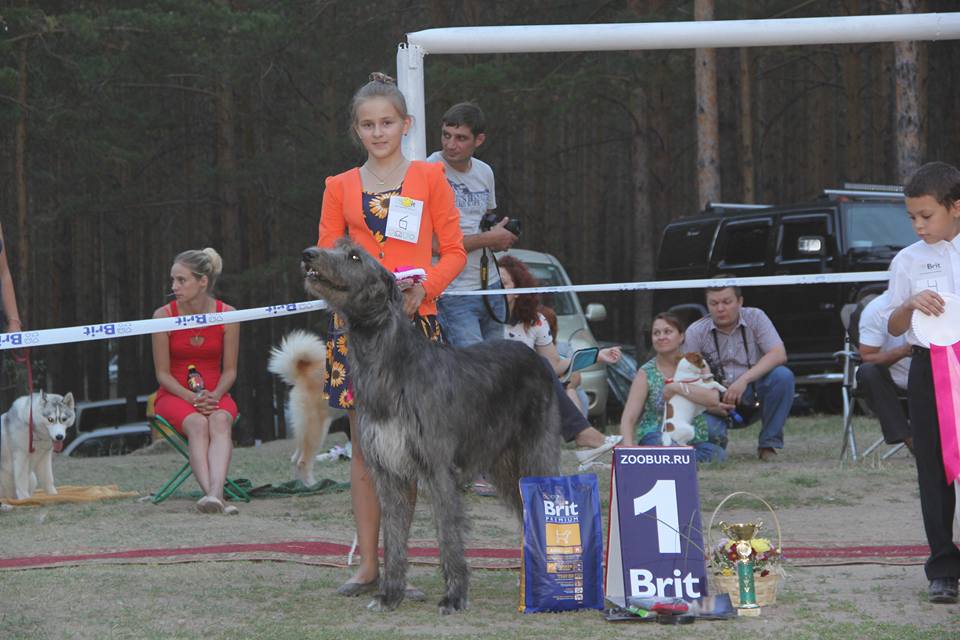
[519, 474, 603, 613]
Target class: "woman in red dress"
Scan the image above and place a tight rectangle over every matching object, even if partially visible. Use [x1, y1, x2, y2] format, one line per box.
[152, 248, 240, 514]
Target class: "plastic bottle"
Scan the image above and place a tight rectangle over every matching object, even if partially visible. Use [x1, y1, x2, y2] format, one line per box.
[186, 364, 205, 393]
[728, 409, 746, 428]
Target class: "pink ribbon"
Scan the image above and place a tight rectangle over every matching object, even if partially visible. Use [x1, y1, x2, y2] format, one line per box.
[930, 342, 960, 485]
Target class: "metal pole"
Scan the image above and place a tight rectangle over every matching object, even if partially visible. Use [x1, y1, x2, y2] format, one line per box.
[397, 44, 427, 160]
[407, 13, 960, 54]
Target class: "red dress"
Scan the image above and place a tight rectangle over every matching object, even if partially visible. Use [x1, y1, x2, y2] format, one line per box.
[154, 299, 238, 434]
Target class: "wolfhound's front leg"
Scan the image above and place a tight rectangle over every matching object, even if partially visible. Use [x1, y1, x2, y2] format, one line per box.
[368, 471, 414, 612]
[430, 469, 469, 614]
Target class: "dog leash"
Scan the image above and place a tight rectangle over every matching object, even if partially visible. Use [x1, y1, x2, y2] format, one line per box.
[11, 347, 35, 453]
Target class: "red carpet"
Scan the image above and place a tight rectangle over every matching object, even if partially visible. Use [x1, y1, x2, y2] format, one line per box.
[0, 541, 929, 571]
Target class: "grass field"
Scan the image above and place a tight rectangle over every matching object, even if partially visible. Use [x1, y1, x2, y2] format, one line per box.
[1, 414, 958, 639]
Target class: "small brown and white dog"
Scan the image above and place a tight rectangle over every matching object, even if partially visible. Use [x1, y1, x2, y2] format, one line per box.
[268, 330, 334, 487]
[661, 353, 725, 446]
[1, 391, 75, 500]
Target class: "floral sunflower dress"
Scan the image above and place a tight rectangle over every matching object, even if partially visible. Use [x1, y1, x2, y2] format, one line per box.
[323, 186, 445, 410]
[633, 358, 709, 445]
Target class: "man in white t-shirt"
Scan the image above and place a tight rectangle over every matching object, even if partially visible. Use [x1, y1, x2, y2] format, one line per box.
[428, 103, 518, 347]
[856, 291, 913, 451]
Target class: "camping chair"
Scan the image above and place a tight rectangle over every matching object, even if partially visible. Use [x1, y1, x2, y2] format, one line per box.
[837, 301, 907, 463]
[150, 414, 251, 504]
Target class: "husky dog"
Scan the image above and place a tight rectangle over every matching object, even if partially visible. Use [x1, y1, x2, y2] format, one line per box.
[661, 353, 726, 446]
[1, 391, 76, 500]
[300, 239, 560, 614]
[268, 330, 336, 487]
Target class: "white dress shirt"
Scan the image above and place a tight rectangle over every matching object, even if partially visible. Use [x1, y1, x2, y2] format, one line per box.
[859, 291, 911, 388]
[886, 235, 960, 346]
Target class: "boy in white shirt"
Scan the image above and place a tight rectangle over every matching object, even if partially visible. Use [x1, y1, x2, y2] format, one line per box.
[887, 161, 960, 604]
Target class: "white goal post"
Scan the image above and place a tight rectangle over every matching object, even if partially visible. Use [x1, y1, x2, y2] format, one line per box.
[397, 12, 960, 160]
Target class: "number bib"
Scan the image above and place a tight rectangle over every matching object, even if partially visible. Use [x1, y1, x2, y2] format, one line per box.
[385, 196, 424, 244]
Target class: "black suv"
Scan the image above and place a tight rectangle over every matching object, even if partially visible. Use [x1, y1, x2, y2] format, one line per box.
[653, 185, 915, 385]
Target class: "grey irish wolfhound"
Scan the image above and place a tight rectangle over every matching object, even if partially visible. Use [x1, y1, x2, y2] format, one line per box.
[301, 239, 560, 614]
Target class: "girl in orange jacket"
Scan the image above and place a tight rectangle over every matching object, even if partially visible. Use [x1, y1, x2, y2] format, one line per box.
[318, 73, 466, 598]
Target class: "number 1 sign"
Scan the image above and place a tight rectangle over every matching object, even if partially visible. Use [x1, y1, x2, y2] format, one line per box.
[603, 447, 708, 607]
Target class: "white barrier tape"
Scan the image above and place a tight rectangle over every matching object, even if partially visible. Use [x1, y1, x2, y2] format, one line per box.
[444, 270, 891, 296]
[0, 300, 327, 351]
[0, 270, 891, 350]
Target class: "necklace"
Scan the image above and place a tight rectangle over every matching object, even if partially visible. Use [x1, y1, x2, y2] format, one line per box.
[364, 158, 407, 185]
[179, 297, 211, 347]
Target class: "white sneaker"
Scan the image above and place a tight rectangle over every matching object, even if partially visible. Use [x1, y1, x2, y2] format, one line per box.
[575, 435, 623, 464]
[316, 443, 352, 462]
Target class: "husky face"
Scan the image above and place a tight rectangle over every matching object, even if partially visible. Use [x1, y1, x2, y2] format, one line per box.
[36, 391, 76, 449]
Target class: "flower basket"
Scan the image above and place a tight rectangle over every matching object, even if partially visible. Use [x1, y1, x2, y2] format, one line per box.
[706, 491, 784, 607]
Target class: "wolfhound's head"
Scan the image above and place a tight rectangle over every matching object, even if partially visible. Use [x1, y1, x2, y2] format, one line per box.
[301, 239, 401, 324]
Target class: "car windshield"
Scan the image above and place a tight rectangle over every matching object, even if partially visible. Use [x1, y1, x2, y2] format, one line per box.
[844, 202, 914, 252]
[521, 262, 578, 315]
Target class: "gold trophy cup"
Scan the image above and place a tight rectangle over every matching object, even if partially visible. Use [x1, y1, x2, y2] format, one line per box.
[719, 520, 763, 615]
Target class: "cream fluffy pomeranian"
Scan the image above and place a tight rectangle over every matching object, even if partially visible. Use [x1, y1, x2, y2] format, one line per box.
[268, 330, 333, 487]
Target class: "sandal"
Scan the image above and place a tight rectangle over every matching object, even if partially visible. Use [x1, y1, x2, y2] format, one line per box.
[471, 479, 497, 497]
[196, 495, 225, 514]
[223, 504, 239, 516]
[336, 578, 379, 597]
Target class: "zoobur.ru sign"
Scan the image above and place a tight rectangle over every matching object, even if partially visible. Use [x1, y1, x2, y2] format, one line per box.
[604, 447, 708, 606]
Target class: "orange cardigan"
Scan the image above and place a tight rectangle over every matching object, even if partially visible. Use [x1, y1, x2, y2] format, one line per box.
[318, 161, 466, 316]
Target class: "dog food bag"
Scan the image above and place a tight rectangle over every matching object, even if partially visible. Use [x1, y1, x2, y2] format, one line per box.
[519, 474, 604, 613]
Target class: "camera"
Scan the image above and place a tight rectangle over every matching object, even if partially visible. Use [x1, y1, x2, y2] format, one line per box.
[479, 212, 522, 237]
[729, 397, 761, 428]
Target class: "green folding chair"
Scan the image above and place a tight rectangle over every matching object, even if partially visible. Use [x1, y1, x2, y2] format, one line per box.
[150, 414, 251, 504]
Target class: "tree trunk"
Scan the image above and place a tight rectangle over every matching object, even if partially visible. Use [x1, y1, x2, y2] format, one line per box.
[694, 0, 721, 208]
[844, 46, 863, 182]
[843, 0, 863, 182]
[739, 48, 756, 203]
[215, 78, 241, 263]
[214, 77, 253, 443]
[894, 0, 925, 183]
[875, 47, 893, 182]
[631, 84, 654, 354]
[15, 40, 30, 323]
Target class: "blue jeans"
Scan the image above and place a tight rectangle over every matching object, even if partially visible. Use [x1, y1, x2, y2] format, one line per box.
[638, 428, 727, 463]
[740, 365, 794, 450]
[437, 284, 507, 347]
[705, 412, 729, 450]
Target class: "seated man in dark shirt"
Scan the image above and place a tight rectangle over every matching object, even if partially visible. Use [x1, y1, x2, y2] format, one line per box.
[856, 291, 912, 451]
